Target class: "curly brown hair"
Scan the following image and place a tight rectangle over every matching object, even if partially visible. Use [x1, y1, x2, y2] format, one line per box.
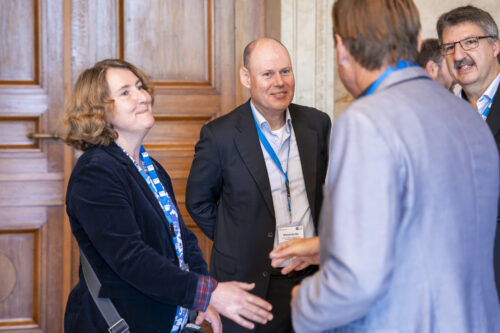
[61, 59, 154, 151]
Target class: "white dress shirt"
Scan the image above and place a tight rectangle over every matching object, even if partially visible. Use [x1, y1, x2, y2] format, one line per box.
[250, 101, 315, 252]
[461, 72, 500, 119]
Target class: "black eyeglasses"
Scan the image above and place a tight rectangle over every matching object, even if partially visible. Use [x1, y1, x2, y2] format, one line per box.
[440, 35, 496, 55]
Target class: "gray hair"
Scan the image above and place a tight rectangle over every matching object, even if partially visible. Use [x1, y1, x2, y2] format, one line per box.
[437, 6, 499, 63]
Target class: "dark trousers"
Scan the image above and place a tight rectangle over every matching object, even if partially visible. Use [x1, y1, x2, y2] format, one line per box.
[255, 267, 316, 333]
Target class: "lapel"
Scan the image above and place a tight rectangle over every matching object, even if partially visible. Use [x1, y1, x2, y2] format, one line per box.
[486, 85, 500, 138]
[289, 104, 318, 218]
[103, 143, 177, 249]
[234, 101, 275, 218]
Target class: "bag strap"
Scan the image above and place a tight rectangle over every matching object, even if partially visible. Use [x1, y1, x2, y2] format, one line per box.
[80, 249, 130, 333]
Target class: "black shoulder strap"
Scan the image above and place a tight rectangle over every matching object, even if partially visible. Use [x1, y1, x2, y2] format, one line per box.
[80, 249, 130, 333]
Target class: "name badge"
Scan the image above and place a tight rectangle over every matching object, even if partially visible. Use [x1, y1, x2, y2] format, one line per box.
[278, 225, 304, 244]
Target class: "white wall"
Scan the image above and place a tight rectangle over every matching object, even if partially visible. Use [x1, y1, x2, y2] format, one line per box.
[280, 0, 500, 119]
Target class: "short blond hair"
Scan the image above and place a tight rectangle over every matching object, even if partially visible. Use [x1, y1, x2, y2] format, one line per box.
[61, 59, 154, 151]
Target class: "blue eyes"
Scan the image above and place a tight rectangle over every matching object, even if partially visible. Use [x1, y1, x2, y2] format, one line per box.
[119, 85, 144, 96]
[262, 70, 291, 78]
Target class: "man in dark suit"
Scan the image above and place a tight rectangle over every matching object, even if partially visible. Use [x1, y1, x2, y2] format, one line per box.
[186, 38, 331, 333]
[437, 5, 500, 302]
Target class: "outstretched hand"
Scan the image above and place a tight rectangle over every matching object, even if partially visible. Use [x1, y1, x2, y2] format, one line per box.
[209, 281, 273, 330]
[269, 237, 320, 274]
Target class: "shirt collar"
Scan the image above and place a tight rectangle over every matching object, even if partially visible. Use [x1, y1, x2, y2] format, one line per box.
[250, 99, 291, 133]
[460, 71, 500, 103]
[483, 72, 500, 101]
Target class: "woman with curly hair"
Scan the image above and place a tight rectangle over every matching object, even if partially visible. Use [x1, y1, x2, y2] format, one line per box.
[62, 59, 272, 333]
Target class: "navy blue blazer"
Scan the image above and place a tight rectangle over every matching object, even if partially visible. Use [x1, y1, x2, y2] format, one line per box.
[64, 142, 208, 332]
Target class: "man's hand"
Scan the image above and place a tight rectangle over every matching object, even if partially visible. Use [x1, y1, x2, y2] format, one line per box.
[269, 237, 320, 274]
[209, 281, 273, 330]
[195, 305, 222, 333]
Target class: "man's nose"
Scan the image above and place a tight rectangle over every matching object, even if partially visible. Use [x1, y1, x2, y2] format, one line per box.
[274, 73, 284, 86]
[453, 42, 467, 60]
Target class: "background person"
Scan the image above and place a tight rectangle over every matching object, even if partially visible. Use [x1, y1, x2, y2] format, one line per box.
[289, 0, 500, 332]
[62, 59, 272, 333]
[417, 38, 456, 91]
[186, 38, 331, 333]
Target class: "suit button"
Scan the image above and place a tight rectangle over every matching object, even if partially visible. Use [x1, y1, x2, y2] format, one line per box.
[267, 231, 273, 238]
[262, 271, 269, 277]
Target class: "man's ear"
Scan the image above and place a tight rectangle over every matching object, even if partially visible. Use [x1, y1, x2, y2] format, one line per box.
[492, 38, 500, 58]
[425, 60, 439, 80]
[335, 34, 349, 66]
[239, 66, 251, 89]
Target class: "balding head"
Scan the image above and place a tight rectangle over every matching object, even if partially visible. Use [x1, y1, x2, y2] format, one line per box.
[239, 38, 295, 125]
[243, 38, 290, 71]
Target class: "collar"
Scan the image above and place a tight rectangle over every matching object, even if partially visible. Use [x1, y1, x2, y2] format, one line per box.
[460, 72, 500, 103]
[357, 66, 429, 99]
[250, 99, 291, 134]
[482, 72, 500, 102]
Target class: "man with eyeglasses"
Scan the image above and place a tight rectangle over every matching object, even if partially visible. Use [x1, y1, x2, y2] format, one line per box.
[437, 5, 500, 303]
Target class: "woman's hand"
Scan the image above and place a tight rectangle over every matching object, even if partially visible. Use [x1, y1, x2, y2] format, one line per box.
[209, 281, 273, 330]
[195, 305, 222, 333]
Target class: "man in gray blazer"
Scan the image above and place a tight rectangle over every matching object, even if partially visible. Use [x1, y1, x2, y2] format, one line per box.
[272, 0, 500, 331]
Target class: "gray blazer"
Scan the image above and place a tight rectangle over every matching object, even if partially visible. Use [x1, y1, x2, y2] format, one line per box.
[292, 67, 500, 332]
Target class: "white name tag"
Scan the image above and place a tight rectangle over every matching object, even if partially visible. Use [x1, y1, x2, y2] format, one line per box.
[278, 225, 304, 244]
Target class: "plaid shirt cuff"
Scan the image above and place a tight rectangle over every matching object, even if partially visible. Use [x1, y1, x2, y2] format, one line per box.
[192, 275, 218, 311]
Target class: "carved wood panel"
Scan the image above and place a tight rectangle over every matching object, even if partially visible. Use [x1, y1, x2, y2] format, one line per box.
[0, 0, 39, 84]
[0, 0, 64, 332]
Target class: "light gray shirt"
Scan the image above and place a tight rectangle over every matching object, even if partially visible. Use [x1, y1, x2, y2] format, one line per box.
[250, 101, 315, 252]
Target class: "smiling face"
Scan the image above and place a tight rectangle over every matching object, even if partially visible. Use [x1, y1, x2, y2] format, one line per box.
[106, 67, 154, 142]
[442, 22, 500, 96]
[240, 39, 295, 118]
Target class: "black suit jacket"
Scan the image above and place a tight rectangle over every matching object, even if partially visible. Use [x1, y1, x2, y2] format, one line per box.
[64, 142, 208, 333]
[486, 84, 500, 302]
[186, 100, 331, 331]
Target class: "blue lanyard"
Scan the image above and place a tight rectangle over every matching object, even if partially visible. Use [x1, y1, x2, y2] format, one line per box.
[119, 145, 189, 331]
[482, 95, 495, 120]
[365, 60, 418, 96]
[136, 146, 186, 268]
[251, 111, 292, 219]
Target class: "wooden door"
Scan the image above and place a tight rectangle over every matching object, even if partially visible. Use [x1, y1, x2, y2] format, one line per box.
[0, 0, 266, 332]
[0, 0, 65, 332]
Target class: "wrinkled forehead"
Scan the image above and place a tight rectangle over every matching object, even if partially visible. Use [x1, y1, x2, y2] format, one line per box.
[442, 21, 487, 43]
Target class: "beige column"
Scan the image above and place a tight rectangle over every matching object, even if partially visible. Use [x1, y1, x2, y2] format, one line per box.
[280, 0, 335, 118]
